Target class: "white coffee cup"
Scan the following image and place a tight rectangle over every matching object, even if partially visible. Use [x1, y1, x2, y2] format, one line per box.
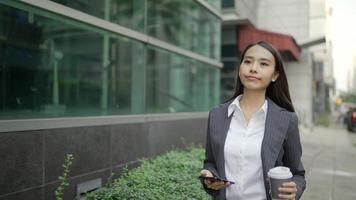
[267, 166, 293, 199]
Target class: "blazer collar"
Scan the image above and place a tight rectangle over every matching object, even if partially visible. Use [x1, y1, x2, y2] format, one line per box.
[219, 97, 288, 169]
[221, 97, 283, 113]
[219, 97, 288, 168]
[227, 95, 268, 118]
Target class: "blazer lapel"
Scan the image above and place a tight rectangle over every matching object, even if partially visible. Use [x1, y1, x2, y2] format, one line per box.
[261, 99, 291, 198]
[215, 100, 234, 179]
[214, 101, 234, 200]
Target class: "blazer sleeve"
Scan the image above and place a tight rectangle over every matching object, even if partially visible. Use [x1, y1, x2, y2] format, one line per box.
[283, 113, 306, 200]
[201, 109, 220, 197]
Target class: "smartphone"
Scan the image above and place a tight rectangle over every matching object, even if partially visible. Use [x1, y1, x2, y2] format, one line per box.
[198, 176, 235, 184]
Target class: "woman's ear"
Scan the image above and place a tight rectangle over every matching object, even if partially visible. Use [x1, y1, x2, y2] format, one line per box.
[272, 71, 279, 82]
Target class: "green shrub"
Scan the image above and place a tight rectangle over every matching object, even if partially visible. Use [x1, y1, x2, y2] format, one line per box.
[86, 147, 210, 200]
[55, 154, 74, 200]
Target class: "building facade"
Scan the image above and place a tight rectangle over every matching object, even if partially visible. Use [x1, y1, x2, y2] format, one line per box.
[347, 55, 356, 93]
[0, 0, 221, 199]
[308, 0, 335, 122]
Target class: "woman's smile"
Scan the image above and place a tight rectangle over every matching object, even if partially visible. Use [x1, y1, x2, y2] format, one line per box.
[245, 75, 260, 81]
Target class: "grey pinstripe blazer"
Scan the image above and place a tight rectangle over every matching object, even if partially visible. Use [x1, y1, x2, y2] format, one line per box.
[203, 98, 306, 200]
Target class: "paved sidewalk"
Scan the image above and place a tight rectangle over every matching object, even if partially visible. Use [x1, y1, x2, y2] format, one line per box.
[300, 125, 356, 200]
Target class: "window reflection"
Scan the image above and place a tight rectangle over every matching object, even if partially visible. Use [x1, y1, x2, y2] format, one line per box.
[0, 3, 144, 119]
[147, 0, 220, 59]
[51, 0, 221, 60]
[51, 0, 145, 32]
[0, 1, 221, 119]
[208, 0, 222, 10]
[146, 46, 220, 113]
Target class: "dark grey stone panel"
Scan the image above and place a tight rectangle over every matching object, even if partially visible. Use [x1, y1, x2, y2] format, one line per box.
[44, 126, 111, 183]
[0, 187, 44, 200]
[0, 131, 43, 196]
[147, 118, 207, 155]
[1, 115, 208, 199]
[111, 123, 148, 165]
[44, 169, 111, 200]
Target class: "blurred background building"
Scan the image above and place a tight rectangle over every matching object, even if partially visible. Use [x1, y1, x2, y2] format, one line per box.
[308, 0, 335, 124]
[0, 0, 221, 199]
[347, 54, 356, 93]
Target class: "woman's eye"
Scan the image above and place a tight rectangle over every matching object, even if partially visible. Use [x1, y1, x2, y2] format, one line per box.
[243, 60, 251, 64]
[261, 62, 269, 66]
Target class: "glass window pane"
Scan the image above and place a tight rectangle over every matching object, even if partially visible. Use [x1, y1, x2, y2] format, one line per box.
[222, 61, 237, 70]
[210, 66, 221, 106]
[208, 0, 221, 10]
[51, 0, 221, 60]
[147, 0, 221, 60]
[222, 0, 234, 9]
[51, 0, 145, 32]
[146, 46, 220, 113]
[0, 2, 145, 119]
[222, 44, 237, 57]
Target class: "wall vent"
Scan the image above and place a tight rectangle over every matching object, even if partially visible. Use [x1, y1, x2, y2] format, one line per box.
[76, 178, 102, 200]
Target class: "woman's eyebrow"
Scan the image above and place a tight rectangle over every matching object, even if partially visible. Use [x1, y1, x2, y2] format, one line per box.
[244, 56, 272, 63]
[244, 56, 254, 59]
[260, 58, 272, 63]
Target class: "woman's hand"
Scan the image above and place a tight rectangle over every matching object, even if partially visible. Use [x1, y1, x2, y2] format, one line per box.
[200, 169, 231, 190]
[278, 181, 297, 200]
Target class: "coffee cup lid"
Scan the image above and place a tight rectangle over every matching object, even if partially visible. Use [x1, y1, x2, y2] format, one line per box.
[267, 166, 293, 179]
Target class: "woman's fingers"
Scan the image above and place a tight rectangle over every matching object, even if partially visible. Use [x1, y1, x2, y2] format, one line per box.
[200, 169, 213, 177]
[278, 181, 297, 199]
[199, 169, 231, 190]
[208, 181, 230, 190]
[278, 193, 296, 199]
[282, 182, 296, 187]
[204, 179, 212, 186]
[200, 169, 214, 186]
[278, 186, 297, 193]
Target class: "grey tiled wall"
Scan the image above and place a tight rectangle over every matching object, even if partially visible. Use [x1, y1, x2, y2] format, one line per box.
[0, 117, 207, 200]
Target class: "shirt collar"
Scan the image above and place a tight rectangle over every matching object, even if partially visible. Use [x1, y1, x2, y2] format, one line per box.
[227, 95, 268, 117]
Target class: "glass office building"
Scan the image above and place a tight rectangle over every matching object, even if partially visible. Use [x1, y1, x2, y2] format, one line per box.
[0, 0, 221, 120]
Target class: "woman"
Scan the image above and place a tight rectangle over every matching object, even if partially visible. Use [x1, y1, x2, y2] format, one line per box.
[200, 41, 306, 200]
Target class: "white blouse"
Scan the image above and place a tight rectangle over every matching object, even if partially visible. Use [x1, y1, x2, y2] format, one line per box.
[224, 95, 268, 200]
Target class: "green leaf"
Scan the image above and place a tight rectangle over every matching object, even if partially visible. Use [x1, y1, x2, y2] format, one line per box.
[55, 153, 75, 200]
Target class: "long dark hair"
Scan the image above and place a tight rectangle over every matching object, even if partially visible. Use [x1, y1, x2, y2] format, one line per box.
[227, 41, 295, 112]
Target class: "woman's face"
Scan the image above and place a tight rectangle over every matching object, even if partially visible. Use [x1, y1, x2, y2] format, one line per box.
[239, 45, 279, 92]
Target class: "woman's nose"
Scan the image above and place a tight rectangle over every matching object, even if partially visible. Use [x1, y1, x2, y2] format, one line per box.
[250, 62, 258, 72]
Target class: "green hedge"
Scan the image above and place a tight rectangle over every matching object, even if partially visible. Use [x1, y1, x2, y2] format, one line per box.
[86, 147, 211, 200]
